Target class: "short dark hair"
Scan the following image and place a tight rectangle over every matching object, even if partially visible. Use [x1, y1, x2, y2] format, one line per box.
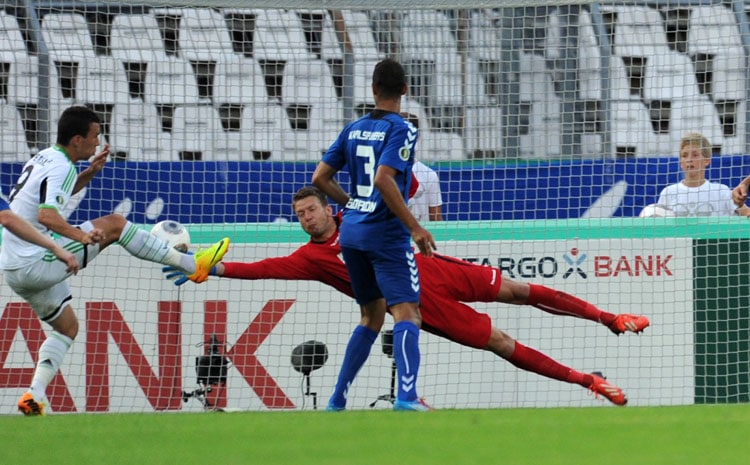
[400, 112, 419, 129]
[56, 105, 100, 146]
[372, 58, 407, 99]
[292, 186, 329, 208]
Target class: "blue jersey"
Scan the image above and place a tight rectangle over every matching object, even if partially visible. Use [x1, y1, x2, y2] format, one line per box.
[0, 195, 9, 211]
[321, 110, 417, 250]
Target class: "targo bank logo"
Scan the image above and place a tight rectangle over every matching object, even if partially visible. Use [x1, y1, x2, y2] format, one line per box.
[462, 248, 673, 279]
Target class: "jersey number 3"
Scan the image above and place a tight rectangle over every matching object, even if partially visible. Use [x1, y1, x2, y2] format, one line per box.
[355, 145, 375, 198]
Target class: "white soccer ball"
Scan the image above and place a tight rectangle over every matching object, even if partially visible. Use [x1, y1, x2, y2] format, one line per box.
[638, 204, 676, 218]
[150, 220, 191, 252]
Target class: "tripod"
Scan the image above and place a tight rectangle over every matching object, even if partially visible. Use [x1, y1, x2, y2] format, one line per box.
[370, 329, 395, 408]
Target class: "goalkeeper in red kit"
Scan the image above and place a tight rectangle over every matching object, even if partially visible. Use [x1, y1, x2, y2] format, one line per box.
[165, 186, 649, 407]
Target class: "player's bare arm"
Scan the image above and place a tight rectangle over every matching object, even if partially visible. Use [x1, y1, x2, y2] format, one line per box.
[732, 175, 750, 207]
[72, 144, 110, 194]
[312, 161, 350, 207]
[0, 211, 80, 273]
[37, 207, 101, 245]
[374, 165, 436, 256]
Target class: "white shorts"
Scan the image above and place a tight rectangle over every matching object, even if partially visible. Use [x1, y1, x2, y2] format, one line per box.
[4, 221, 101, 322]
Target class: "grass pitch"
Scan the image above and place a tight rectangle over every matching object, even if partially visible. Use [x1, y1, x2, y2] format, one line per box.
[1, 404, 748, 465]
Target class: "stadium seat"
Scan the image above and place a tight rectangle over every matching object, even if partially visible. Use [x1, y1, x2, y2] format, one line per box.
[0, 11, 28, 59]
[44, 98, 76, 147]
[670, 97, 724, 152]
[579, 56, 634, 101]
[519, 54, 555, 102]
[578, 11, 601, 74]
[281, 59, 339, 106]
[110, 14, 170, 63]
[463, 105, 503, 157]
[643, 51, 702, 101]
[687, 5, 743, 56]
[178, 8, 239, 62]
[5, 54, 39, 105]
[40, 13, 97, 61]
[351, 59, 379, 107]
[712, 53, 745, 101]
[143, 57, 203, 105]
[520, 98, 562, 159]
[293, 10, 343, 61]
[213, 59, 268, 106]
[249, 9, 316, 62]
[75, 56, 131, 105]
[401, 10, 457, 61]
[0, 103, 31, 161]
[339, 10, 384, 61]
[606, 5, 671, 57]
[469, 10, 501, 62]
[720, 100, 745, 155]
[109, 101, 173, 161]
[171, 104, 224, 160]
[240, 102, 287, 159]
[611, 100, 658, 157]
[304, 102, 345, 158]
[419, 130, 465, 161]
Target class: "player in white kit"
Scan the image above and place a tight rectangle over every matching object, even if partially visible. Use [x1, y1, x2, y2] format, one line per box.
[1, 106, 229, 415]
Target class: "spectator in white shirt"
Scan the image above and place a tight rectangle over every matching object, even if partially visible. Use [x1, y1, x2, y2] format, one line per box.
[401, 113, 444, 221]
[657, 132, 747, 217]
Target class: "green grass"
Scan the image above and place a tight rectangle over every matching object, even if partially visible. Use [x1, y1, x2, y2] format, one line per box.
[1, 405, 749, 465]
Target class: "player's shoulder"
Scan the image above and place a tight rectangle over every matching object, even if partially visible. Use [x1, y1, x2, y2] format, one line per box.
[31, 146, 71, 169]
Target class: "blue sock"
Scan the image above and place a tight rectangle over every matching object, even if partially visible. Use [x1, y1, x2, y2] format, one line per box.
[328, 325, 377, 409]
[392, 321, 421, 402]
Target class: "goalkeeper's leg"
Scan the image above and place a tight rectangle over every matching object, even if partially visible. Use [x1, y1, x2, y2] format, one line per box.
[502, 281, 649, 334]
[490, 329, 626, 405]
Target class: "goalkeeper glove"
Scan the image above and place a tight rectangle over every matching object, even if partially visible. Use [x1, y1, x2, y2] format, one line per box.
[162, 265, 217, 286]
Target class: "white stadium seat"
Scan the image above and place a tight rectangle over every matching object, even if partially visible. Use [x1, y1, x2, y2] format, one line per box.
[40, 13, 97, 61]
[670, 97, 724, 152]
[143, 57, 203, 105]
[712, 53, 745, 101]
[0, 11, 28, 57]
[281, 59, 339, 106]
[75, 56, 131, 105]
[687, 5, 743, 56]
[241, 103, 288, 158]
[213, 59, 269, 106]
[643, 51, 701, 101]
[0, 103, 31, 161]
[109, 101, 173, 161]
[171, 105, 225, 160]
[110, 14, 170, 63]
[339, 10, 383, 61]
[464, 106, 503, 156]
[611, 100, 658, 157]
[178, 8, 239, 62]
[608, 6, 671, 57]
[306, 102, 345, 157]
[419, 130, 465, 161]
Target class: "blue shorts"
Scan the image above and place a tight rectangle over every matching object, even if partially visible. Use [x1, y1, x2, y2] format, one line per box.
[341, 245, 420, 307]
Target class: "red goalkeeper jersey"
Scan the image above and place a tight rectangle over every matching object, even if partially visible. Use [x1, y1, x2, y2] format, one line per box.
[221, 215, 498, 349]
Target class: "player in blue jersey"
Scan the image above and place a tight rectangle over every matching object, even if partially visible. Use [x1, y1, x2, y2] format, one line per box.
[312, 58, 436, 411]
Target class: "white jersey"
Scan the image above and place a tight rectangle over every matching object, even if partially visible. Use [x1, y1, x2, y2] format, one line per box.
[0, 146, 78, 270]
[656, 180, 736, 217]
[408, 160, 443, 221]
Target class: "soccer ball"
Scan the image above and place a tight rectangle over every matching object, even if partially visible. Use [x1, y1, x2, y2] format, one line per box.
[150, 220, 191, 252]
[638, 204, 676, 218]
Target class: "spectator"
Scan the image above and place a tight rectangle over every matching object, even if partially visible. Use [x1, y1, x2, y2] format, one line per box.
[401, 113, 444, 221]
[656, 132, 747, 216]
